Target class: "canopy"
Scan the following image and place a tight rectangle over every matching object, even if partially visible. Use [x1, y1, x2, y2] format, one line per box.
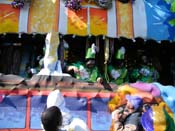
[0, 0, 175, 41]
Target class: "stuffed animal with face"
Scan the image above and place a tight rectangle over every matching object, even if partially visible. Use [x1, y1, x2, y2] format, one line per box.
[94, 0, 112, 9]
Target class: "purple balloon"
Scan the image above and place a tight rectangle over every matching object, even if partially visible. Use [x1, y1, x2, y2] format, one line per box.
[141, 108, 154, 131]
[130, 82, 161, 97]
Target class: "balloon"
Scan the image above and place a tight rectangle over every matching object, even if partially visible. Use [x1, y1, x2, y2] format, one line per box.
[141, 105, 175, 131]
[130, 82, 161, 97]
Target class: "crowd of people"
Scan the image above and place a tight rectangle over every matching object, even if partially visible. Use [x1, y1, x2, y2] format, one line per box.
[1, 33, 174, 85]
[0, 33, 174, 131]
[37, 33, 175, 131]
[14, 33, 159, 86]
[64, 44, 160, 85]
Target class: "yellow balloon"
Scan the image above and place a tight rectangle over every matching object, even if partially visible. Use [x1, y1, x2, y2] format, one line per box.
[153, 105, 167, 131]
[117, 84, 140, 95]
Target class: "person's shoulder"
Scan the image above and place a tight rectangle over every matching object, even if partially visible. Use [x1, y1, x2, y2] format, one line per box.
[125, 112, 141, 125]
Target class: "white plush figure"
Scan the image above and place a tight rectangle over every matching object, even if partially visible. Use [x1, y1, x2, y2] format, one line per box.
[47, 90, 72, 126]
[37, 32, 70, 76]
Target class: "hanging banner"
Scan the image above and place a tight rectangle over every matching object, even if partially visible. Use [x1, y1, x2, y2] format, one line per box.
[0, 0, 175, 41]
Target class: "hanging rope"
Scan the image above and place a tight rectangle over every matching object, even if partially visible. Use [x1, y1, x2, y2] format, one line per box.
[109, 38, 114, 63]
[104, 37, 110, 83]
[95, 36, 100, 53]
[85, 37, 90, 58]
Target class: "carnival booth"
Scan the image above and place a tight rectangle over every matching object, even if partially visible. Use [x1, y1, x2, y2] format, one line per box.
[0, 0, 175, 131]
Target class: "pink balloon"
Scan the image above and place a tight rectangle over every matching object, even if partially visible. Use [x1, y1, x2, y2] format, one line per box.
[130, 82, 161, 97]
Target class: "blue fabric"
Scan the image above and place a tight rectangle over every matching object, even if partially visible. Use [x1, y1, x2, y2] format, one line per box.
[144, 0, 175, 41]
[0, 96, 27, 128]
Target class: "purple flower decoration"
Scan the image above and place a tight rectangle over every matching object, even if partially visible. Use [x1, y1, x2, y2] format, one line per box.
[11, 0, 24, 8]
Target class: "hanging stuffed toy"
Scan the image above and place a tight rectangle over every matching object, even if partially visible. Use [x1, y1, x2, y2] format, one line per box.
[94, 0, 112, 9]
[11, 0, 24, 8]
[11, 0, 31, 8]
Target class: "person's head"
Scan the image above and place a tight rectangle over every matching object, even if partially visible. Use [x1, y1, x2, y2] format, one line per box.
[120, 95, 143, 120]
[114, 60, 125, 68]
[41, 106, 62, 131]
[141, 55, 148, 65]
[85, 43, 96, 68]
[86, 59, 96, 68]
[125, 95, 143, 112]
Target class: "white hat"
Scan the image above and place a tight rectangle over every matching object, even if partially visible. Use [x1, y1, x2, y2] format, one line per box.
[47, 90, 72, 126]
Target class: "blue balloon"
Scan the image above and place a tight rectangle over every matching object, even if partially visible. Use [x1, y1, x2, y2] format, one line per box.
[141, 108, 154, 131]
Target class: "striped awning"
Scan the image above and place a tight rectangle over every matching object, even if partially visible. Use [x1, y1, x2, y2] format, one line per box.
[0, 0, 174, 41]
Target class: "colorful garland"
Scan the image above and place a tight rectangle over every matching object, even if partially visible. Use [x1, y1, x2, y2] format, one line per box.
[65, 0, 82, 11]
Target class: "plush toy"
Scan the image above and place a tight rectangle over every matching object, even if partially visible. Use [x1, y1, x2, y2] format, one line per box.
[65, 0, 82, 11]
[11, 0, 24, 8]
[94, 0, 112, 9]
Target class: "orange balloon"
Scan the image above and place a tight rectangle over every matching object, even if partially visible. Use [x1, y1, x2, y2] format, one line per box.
[108, 91, 126, 112]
